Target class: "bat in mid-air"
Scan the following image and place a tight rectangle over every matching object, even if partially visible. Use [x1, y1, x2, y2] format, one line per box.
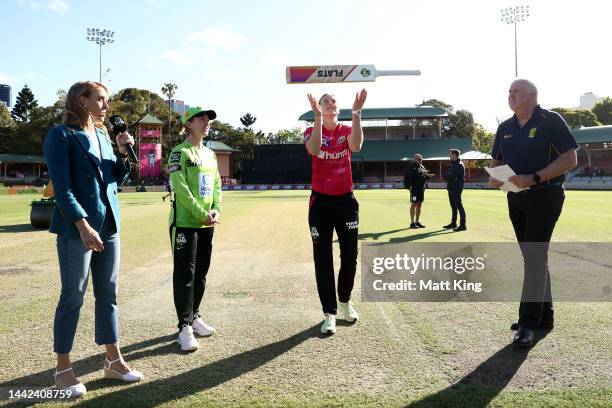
[286, 65, 421, 84]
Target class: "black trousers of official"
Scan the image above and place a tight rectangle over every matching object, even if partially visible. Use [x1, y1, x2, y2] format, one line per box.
[507, 185, 564, 329]
[308, 191, 359, 315]
[447, 188, 466, 225]
[171, 226, 214, 330]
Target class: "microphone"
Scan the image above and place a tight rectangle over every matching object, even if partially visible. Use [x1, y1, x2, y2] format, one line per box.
[109, 115, 139, 163]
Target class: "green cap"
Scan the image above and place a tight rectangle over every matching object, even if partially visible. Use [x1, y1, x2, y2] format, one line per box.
[181, 106, 217, 124]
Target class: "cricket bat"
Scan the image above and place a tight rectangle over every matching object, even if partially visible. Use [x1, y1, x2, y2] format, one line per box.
[286, 65, 421, 84]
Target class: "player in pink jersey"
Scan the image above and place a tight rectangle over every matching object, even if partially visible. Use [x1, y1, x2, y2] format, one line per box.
[304, 90, 367, 335]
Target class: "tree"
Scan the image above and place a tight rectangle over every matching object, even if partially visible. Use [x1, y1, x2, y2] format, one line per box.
[473, 125, 494, 154]
[420, 98, 453, 111]
[418, 99, 476, 138]
[448, 109, 476, 138]
[592, 97, 612, 125]
[107, 87, 174, 153]
[161, 82, 178, 149]
[52, 89, 67, 123]
[0, 105, 15, 128]
[11, 84, 38, 123]
[0, 105, 17, 154]
[240, 113, 257, 128]
[269, 128, 303, 144]
[551, 107, 601, 128]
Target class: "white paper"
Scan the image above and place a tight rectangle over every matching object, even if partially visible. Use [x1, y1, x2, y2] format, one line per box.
[484, 165, 527, 193]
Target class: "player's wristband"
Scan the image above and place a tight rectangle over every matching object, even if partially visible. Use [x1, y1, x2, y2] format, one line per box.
[352, 110, 361, 118]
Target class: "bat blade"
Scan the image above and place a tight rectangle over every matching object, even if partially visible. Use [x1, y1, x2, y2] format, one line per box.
[286, 65, 376, 84]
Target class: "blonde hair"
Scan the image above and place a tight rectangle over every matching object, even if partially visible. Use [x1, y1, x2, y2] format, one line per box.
[63, 81, 111, 141]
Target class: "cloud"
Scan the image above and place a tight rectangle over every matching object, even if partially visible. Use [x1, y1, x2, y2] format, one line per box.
[18, 0, 69, 15]
[260, 48, 294, 67]
[186, 27, 245, 50]
[200, 70, 230, 82]
[158, 27, 244, 68]
[164, 49, 194, 66]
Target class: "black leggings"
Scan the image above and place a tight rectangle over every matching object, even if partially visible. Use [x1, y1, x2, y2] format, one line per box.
[171, 226, 214, 330]
[308, 191, 359, 315]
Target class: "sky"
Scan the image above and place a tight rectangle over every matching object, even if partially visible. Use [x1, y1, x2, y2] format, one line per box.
[1, 0, 611, 134]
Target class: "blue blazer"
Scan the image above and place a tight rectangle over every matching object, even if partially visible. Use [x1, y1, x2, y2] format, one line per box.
[43, 124, 130, 238]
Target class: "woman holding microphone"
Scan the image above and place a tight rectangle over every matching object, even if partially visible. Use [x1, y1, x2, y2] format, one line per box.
[43, 81, 143, 397]
[305, 90, 367, 334]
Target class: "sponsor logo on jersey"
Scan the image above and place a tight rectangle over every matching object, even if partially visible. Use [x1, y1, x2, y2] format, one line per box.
[503, 134, 512, 139]
[337, 136, 346, 144]
[169, 152, 181, 163]
[310, 227, 320, 239]
[345, 221, 358, 230]
[529, 127, 537, 138]
[186, 159, 203, 167]
[321, 136, 331, 148]
[168, 164, 181, 173]
[175, 232, 187, 249]
[318, 148, 349, 160]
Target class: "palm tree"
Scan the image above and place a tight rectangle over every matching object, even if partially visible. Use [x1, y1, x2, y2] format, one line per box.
[240, 113, 257, 129]
[161, 82, 178, 151]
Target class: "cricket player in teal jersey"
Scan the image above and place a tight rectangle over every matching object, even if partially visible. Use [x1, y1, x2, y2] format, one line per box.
[168, 107, 222, 351]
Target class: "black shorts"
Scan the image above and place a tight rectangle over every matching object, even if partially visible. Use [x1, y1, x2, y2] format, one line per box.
[410, 188, 424, 203]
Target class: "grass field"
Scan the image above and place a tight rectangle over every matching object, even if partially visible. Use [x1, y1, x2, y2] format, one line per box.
[0, 189, 611, 407]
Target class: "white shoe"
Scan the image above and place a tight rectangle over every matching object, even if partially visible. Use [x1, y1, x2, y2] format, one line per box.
[103, 357, 144, 383]
[338, 301, 359, 322]
[192, 317, 215, 337]
[178, 325, 199, 351]
[321, 313, 337, 335]
[54, 367, 87, 398]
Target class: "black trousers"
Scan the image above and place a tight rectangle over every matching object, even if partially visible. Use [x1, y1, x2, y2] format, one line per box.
[507, 185, 564, 329]
[171, 226, 214, 329]
[447, 188, 466, 225]
[308, 191, 359, 315]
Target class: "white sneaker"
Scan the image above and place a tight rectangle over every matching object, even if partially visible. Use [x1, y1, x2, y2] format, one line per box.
[321, 313, 337, 335]
[338, 301, 359, 322]
[192, 318, 215, 337]
[178, 325, 199, 351]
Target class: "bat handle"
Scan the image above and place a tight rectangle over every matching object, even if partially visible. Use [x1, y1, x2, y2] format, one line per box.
[377, 70, 422, 77]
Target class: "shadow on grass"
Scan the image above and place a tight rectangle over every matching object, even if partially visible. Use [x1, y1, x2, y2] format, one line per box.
[365, 228, 455, 246]
[406, 330, 551, 408]
[0, 334, 176, 391]
[72, 324, 321, 407]
[332, 228, 413, 244]
[4, 325, 321, 407]
[0, 224, 39, 233]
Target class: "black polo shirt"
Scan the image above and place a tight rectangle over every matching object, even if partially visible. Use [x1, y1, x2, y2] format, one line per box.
[491, 105, 578, 187]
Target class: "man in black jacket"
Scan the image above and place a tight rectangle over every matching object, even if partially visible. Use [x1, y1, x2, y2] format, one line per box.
[443, 149, 466, 231]
[404, 154, 433, 229]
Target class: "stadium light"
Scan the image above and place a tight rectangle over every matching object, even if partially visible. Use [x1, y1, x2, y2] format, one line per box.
[86, 27, 116, 82]
[500, 5, 530, 77]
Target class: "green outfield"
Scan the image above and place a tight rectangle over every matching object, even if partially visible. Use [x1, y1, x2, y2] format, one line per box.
[0, 189, 611, 407]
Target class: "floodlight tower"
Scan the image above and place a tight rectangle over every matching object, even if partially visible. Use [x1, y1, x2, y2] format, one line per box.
[86, 28, 115, 82]
[500, 5, 530, 77]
